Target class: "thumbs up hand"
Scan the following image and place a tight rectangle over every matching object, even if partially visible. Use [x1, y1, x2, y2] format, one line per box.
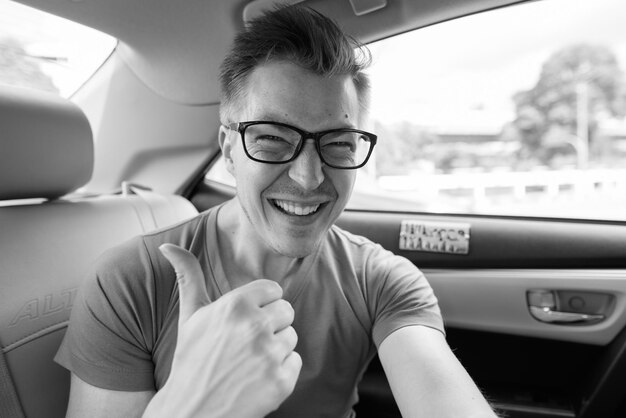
[143, 244, 302, 418]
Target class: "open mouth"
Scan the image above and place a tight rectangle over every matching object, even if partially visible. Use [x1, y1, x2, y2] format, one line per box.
[271, 199, 324, 216]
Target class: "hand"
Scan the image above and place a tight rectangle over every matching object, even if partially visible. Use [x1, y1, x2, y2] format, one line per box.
[142, 244, 302, 418]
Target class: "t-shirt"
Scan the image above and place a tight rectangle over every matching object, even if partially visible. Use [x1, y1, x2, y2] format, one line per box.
[55, 204, 444, 417]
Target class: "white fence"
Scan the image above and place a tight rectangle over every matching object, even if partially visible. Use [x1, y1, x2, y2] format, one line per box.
[377, 169, 626, 219]
[378, 169, 626, 198]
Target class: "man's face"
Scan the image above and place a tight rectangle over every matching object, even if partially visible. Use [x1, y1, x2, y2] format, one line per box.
[221, 60, 361, 258]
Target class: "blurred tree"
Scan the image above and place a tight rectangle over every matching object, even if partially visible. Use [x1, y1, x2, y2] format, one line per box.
[512, 44, 626, 167]
[373, 120, 438, 175]
[0, 37, 58, 93]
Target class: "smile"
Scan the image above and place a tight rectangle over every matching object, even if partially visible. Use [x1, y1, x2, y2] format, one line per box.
[271, 199, 323, 216]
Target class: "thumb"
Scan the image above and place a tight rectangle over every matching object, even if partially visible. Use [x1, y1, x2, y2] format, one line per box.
[159, 244, 211, 326]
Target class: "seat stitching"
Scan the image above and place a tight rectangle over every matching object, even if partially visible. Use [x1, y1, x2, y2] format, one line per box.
[2, 321, 69, 353]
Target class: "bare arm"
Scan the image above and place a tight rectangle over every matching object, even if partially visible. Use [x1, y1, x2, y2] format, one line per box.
[378, 325, 497, 418]
[65, 374, 153, 418]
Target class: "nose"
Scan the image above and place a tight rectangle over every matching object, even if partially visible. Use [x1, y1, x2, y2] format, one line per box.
[288, 140, 325, 191]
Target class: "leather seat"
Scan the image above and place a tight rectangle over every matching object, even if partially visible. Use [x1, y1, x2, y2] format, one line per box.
[0, 86, 198, 418]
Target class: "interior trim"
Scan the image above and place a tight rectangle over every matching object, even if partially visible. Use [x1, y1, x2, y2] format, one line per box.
[424, 268, 626, 345]
[493, 402, 575, 418]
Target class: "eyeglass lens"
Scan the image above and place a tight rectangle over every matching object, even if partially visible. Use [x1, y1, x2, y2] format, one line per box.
[243, 123, 373, 168]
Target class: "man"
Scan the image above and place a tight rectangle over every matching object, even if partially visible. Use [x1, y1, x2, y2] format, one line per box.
[56, 5, 496, 418]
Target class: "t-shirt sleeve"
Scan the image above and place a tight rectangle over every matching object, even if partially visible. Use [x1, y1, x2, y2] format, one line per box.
[54, 237, 158, 391]
[366, 246, 444, 348]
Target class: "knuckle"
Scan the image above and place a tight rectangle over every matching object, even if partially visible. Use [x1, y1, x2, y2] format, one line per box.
[243, 314, 274, 344]
[257, 279, 283, 297]
[276, 359, 300, 397]
[251, 314, 273, 335]
[276, 325, 295, 345]
[275, 379, 292, 399]
[268, 281, 283, 296]
[288, 352, 303, 377]
[266, 347, 283, 368]
[286, 326, 298, 347]
[279, 300, 295, 319]
[222, 291, 253, 313]
[175, 270, 187, 284]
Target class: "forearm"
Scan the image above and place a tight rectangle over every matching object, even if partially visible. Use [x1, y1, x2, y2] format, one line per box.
[65, 374, 153, 418]
[379, 326, 497, 418]
[141, 382, 231, 418]
[390, 376, 497, 418]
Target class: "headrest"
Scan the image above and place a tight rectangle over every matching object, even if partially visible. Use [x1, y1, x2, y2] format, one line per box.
[0, 86, 93, 200]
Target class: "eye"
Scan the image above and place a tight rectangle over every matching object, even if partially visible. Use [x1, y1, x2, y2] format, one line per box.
[321, 133, 360, 152]
[324, 140, 355, 151]
[255, 134, 289, 143]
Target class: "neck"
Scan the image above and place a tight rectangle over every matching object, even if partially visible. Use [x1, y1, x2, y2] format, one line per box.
[217, 199, 300, 287]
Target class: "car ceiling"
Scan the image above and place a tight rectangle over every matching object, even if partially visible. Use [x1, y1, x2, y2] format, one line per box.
[14, 0, 526, 105]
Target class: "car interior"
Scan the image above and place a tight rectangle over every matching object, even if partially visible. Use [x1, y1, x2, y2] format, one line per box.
[2, 0, 626, 417]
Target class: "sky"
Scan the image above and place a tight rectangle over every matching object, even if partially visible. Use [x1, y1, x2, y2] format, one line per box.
[366, 0, 626, 131]
[0, 0, 115, 96]
[1, 0, 625, 116]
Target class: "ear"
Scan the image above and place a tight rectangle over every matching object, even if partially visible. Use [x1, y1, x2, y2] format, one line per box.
[219, 125, 236, 176]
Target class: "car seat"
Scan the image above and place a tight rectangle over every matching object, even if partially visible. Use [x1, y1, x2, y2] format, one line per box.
[0, 85, 198, 418]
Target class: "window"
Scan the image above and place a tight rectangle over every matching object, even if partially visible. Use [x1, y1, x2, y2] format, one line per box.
[0, 0, 116, 97]
[206, 0, 626, 222]
[352, 0, 626, 221]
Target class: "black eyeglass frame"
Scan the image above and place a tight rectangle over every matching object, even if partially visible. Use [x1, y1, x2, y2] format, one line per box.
[224, 121, 377, 169]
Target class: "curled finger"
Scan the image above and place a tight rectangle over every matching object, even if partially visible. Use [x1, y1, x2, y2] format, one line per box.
[274, 325, 298, 361]
[232, 279, 283, 307]
[261, 298, 295, 333]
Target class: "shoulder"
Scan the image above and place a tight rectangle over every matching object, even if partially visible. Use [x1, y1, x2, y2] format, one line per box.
[89, 209, 212, 300]
[99, 208, 212, 268]
[326, 225, 413, 274]
[96, 211, 206, 273]
[327, 229, 444, 345]
[326, 224, 383, 256]
[325, 226, 433, 311]
[141, 209, 211, 252]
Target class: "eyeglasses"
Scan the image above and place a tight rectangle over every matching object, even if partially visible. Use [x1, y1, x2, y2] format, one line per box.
[224, 121, 377, 169]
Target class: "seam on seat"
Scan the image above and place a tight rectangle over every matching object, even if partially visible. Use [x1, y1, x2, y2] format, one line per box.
[3, 321, 69, 353]
[125, 186, 163, 231]
[133, 188, 160, 228]
[124, 196, 151, 232]
[0, 347, 26, 418]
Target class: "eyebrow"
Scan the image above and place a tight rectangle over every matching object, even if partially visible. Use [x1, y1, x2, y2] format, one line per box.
[252, 113, 357, 131]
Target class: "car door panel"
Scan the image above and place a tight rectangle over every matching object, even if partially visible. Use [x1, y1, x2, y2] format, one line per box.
[336, 209, 626, 418]
[337, 211, 626, 269]
[425, 268, 625, 345]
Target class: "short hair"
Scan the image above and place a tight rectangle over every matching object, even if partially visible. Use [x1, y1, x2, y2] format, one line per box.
[219, 4, 371, 123]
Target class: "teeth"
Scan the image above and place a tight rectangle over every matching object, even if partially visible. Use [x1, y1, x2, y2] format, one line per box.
[273, 200, 321, 216]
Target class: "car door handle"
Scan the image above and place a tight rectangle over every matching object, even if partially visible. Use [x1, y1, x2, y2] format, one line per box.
[527, 290, 611, 325]
[529, 305, 605, 324]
